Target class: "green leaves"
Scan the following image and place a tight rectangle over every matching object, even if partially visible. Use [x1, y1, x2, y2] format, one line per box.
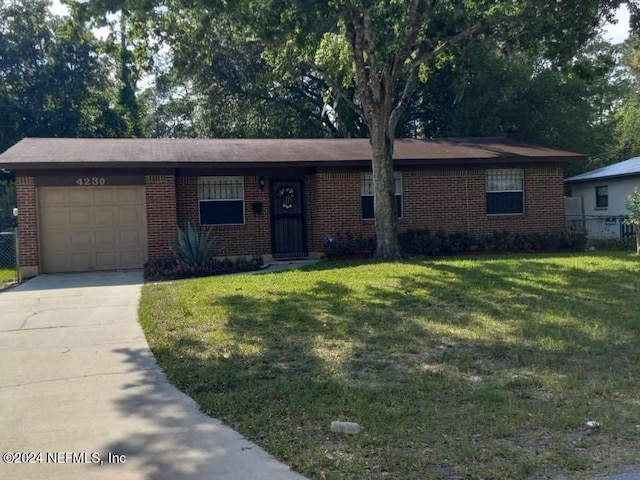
[625, 189, 640, 254]
[170, 223, 220, 266]
[315, 33, 353, 88]
[625, 189, 640, 226]
[0, 0, 130, 152]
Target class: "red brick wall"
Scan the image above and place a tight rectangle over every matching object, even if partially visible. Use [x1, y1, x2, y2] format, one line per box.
[176, 175, 271, 256]
[307, 163, 566, 252]
[307, 171, 373, 252]
[145, 174, 177, 260]
[305, 173, 317, 251]
[15, 176, 39, 269]
[14, 165, 565, 273]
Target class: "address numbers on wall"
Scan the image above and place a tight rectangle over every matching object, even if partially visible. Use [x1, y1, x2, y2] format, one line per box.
[75, 177, 106, 186]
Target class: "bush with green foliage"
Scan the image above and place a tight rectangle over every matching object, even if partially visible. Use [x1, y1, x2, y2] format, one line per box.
[400, 229, 473, 256]
[324, 228, 587, 258]
[625, 189, 640, 255]
[323, 233, 376, 258]
[144, 256, 264, 281]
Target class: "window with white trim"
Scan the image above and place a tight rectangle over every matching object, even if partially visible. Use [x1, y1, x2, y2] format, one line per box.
[198, 176, 245, 225]
[486, 169, 524, 215]
[361, 172, 402, 219]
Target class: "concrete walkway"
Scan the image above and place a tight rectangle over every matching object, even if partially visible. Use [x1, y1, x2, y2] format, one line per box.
[0, 271, 305, 480]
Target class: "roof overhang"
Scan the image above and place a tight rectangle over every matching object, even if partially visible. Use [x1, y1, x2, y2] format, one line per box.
[1, 156, 579, 172]
[565, 172, 640, 184]
[0, 137, 585, 171]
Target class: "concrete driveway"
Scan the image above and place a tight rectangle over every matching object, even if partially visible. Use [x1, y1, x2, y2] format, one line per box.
[0, 271, 305, 480]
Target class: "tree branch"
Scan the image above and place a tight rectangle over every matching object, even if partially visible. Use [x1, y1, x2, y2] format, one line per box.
[391, 0, 427, 80]
[345, 2, 374, 122]
[332, 81, 365, 120]
[410, 12, 523, 69]
[387, 11, 524, 135]
[389, 63, 419, 133]
[361, 10, 381, 104]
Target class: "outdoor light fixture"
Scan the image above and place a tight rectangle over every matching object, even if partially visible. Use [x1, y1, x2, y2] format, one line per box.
[258, 176, 266, 191]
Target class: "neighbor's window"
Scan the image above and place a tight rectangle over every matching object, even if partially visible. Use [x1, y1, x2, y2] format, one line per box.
[486, 169, 524, 215]
[198, 176, 244, 225]
[595, 185, 608, 209]
[361, 172, 402, 219]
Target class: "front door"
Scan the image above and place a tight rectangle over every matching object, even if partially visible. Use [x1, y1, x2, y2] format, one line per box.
[270, 179, 307, 258]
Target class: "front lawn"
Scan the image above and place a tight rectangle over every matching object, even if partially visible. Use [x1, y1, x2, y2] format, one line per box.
[0, 268, 15, 287]
[139, 252, 640, 479]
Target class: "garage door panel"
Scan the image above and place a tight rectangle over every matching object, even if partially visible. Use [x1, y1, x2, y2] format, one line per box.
[120, 251, 143, 267]
[95, 230, 117, 247]
[40, 189, 67, 204]
[94, 207, 116, 225]
[69, 209, 92, 226]
[120, 229, 143, 245]
[41, 232, 68, 252]
[93, 189, 116, 204]
[119, 207, 142, 225]
[43, 253, 68, 272]
[96, 252, 118, 269]
[70, 253, 94, 270]
[39, 186, 147, 273]
[116, 187, 142, 204]
[68, 189, 94, 204]
[40, 209, 66, 228]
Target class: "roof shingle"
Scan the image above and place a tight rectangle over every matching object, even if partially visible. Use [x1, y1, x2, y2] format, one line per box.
[0, 137, 583, 168]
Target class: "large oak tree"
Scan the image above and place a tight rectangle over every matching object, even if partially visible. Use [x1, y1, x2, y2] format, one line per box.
[88, 0, 638, 257]
[249, 0, 637, 258]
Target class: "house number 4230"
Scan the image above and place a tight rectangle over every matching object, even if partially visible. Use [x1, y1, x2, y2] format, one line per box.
[76, 177, 106, 186]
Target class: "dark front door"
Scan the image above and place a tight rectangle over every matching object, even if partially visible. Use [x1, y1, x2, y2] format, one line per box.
[270, 179, 307, 258]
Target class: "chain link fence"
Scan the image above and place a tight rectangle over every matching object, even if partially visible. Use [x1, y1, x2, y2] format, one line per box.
[0, 178, 18, 288]
[0, 229, 18, 287]
[566, 214, 635, 241]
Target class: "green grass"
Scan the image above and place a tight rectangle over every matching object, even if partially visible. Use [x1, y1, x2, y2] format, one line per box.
[0, 268, 16, 287]
[139, 252, 640, 480]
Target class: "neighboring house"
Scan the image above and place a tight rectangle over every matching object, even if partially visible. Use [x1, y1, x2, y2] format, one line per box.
[0, 137, 582, 278]
[565, 157, 640, 240]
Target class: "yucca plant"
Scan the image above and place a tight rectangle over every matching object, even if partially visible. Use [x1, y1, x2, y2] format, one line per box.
[170, 223, 219, 266]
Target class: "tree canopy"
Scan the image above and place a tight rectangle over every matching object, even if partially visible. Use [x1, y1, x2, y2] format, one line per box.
[0, 0, 131, 153]
[212, 0, 638, 256]
[3, 0, 640, 252]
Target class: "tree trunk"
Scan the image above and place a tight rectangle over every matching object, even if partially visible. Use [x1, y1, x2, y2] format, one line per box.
[636, 227, 640, 255]
[369, 123, 400, 259]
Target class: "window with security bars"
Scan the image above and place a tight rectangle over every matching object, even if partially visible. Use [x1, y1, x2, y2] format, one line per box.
[361, 172, 402, 219]
[198, 176, 245, 225]
[486, 169, 524, 215]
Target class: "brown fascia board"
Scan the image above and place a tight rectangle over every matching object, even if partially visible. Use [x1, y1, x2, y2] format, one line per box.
[1, 156, 579, 171]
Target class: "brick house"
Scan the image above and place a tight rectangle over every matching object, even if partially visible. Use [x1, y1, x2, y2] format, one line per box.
[0, 137, 582, 278]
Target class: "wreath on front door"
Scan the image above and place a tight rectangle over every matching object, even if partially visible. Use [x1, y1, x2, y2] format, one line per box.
[277, 186, 296, 209]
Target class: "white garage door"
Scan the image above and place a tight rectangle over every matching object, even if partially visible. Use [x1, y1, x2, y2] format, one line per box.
[38, 186, 147, 273]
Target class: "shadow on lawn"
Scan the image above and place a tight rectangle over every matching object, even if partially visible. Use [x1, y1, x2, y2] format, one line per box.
[147, 252, 640, 479]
